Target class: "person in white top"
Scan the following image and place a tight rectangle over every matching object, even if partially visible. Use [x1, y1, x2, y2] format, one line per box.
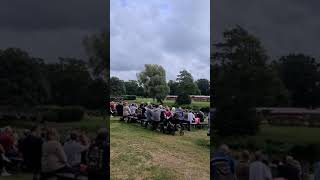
[249, 151, 272, 180]
[187, 111, 195, 123]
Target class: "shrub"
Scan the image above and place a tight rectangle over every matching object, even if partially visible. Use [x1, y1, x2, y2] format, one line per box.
[36, 105, 84, 122]
[200, 107, 210, 113]
[176, 93, 191, 105]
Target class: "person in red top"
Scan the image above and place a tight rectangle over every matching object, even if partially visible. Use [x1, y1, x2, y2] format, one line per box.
[164, 107, 172, 119]
[0, 127, 15, 152]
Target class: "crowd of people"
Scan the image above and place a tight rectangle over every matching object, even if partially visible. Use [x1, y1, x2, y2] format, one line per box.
[212, 144, 320, 180]
[110, 101, 210, 134]
[0, 125, 109, 180]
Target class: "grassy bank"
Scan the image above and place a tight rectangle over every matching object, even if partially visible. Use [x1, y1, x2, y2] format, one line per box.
[110, 117, 210, 180]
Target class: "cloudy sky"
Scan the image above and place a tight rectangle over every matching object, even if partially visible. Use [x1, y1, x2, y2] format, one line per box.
[110, 0, 210, 81]
[0, 0, 107, 63]
[212, 0, 320, 60]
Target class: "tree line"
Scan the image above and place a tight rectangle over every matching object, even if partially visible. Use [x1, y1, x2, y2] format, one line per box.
[110, 64, 210, 102]
[212, 25, 320, 136]
[0, 32, 108, 110]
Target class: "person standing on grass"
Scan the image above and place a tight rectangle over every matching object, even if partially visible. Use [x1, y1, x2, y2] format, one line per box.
[249, 151, 273, 180]
[151, 105, 161, 131]
[187, 110, 195, 124]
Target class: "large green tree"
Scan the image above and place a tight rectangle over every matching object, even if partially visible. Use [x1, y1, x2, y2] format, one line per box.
[277, 54, 320, 108]
[124, 80, 139, 95]
[176, 70, 200, 95]
[83, 31, 109, 80]
[196, 79, 210, 95]
[110, 76, 126, 97]
[0, 48, 50, 106]
[168, 80, 179, 95]
[212, 26, 289, 136]
[137, 64, 169, 103]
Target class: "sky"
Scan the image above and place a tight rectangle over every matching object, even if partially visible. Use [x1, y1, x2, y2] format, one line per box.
[212, 0, 320, 60]
[110, 0, 210, 81]
[0, 0, 107, 63]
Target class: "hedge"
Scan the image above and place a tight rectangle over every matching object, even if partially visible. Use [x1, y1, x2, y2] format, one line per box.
[36, 106, 85, 122]
[122, 95, 136, 100]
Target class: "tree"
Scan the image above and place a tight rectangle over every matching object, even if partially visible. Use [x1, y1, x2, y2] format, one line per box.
[277, 54, 320, 108]
[212, 26, 289, 136]
[0, 48, 50, 107]
[85, 78, 108, 110]
[137, 64, 169, 103]
[168, 80, 179, 95]
[176, 70, 200, 95]
[124, 80, 139, 95]
[83, 31, 109, 80]
[110, 76, 126, 97]
[45, 58, 91, 106]
[196, 79, 210, 95]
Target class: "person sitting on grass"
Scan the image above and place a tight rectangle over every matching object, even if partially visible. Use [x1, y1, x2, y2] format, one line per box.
[40, 128, 74, 180]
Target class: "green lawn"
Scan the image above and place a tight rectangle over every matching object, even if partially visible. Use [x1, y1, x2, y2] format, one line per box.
[128, 97, 210, 109]
[214, 125, 320, 157]
[110, 117, 210, 180]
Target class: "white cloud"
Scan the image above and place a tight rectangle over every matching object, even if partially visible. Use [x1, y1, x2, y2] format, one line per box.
[110, 0, 210, 81]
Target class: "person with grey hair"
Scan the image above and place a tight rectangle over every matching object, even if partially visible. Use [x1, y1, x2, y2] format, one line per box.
[211, 144, 236, 180]
[249, 151, 272, 180]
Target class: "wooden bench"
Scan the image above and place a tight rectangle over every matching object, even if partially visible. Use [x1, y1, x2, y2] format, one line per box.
[55, 173, 88, 180]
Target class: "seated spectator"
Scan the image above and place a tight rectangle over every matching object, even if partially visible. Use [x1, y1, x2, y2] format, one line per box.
[122, 102, 131, 119]
[249, 151, 272, 180]
[0, 126, 18, 158]
[236, 150, 250, 180]
[87, 128, 109, 180]
[211, 144, 236, 180]
[19, 126, 43, 179]
[40, 128, 74, 180]
[63, 132, 89, 168]
[0, 144, 11, 176]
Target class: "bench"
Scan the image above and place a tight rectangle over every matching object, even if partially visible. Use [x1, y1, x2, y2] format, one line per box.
[55, 173, 88, 180]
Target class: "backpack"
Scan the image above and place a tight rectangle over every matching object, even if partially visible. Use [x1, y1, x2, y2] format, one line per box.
[211, 157, 235, 180]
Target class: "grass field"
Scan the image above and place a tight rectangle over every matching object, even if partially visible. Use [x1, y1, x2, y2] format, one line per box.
[110, 117, 210, 180]
[127, 97, 210, 109]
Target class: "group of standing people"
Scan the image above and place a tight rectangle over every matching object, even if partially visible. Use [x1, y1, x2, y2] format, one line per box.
[0, 125, 109, 180]
[212, 144, 320, 180]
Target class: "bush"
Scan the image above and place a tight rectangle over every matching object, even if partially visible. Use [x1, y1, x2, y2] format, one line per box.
[200, 107, 210, 113]
[176, 93, 191, 105]
[122, 95, 136, 100]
